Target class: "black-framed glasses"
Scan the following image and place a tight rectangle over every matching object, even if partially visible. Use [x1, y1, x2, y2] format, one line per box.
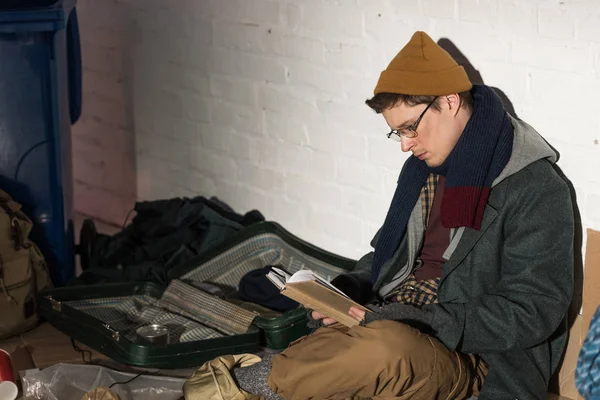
[386, 97, 437, 142]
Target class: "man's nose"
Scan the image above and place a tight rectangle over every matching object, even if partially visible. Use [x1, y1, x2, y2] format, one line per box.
[401, 136, 415, 152]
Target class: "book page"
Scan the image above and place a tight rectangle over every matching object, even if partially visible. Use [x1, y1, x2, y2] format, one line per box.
[288, 270, 349, 298]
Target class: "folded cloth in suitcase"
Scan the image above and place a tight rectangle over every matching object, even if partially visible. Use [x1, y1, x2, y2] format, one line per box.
[160, 279, 258, 336]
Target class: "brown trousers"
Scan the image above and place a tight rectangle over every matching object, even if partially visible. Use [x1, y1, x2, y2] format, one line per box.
[267, 320, 488, 400]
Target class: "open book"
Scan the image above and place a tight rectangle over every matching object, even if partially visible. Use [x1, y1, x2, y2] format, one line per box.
[266, 267, 369, 328]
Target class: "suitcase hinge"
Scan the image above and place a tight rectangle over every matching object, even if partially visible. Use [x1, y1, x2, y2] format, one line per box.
[45, 295, 62, 312]
[103, 324, 120, 342]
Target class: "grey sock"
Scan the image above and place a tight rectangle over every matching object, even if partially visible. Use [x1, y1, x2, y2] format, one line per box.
[233, 354, 283, 400]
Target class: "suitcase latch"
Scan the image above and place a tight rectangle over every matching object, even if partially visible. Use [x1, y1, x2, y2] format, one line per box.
[46, 295, 62, 312]
[103, 324, 120, 342]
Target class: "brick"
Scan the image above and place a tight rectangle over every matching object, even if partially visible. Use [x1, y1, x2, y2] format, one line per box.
[287, 1, 364, 39]
[325, 44, 372, 75]
[79, 27, 123, 51]
[576, 12, 600, 43]
[243, 187, 273, 214]
[154, 116, 201, 146]
[136, 31, 187, 65]
[287, 63, 345, 94]
[213, 22, 279, 54]
[157, 10, 197, 39]
[423, 0, 456, 20]
[83, 95, 129, 129]
[214, 181, 250, 212]
[102, 153, 136, 194]
[367, 135, 407, 169]
[158, 136, 194, 167]
[185, 172, 218, 196]
[264, 196, 306, 230]
[309, 123, 367, 160]
[310, 150, 337, 182]
[209, 76, 257, 107]
[199, 123, 234, 152]
[158, 90, 186, 119]
[341, 75, 378, 104]
[247, 136, 281, 168]
[186, 45, 212, 71]
[78, 0, 124, 30]
[264, 111, 308, 145]
[137, 155, 173, 187]
[336, 156, 383, 193]
[153, 63, 210, 94]
[209, 48, 287, 84]
[538, 7, 574, 40]
[498, 1, 537, 36]
[180, 92, 211, 123]
[361, 221, 381, 249]
[529, 70, 600, 105]
[306, 208, 363, 246]
[199, 0, 281, 26]
[192, 147, 239, 181]
[237, 163, 286, 193]
[277, 144, 312, 175]
[74, 181, 132, 225]
[320, 100, 379, 133]
[381, 168, 403, 200]
[474, 62, 529, 105]
[585, 193, 600, 226]
[259, 85, 320, 120]
[286, 4, 302, 29]
[279, 35, 326, 64]
[210, 100, 263, 135]
[72, 138, 106, 186]
[74, 116, 133, 152]
[341, 187, 389, 222]
[458, 0, 497, 24]
[82, 69, 125, 103]
[434, 21, 509, 63]
[364, 9, 419, 44]
[285, 174, 342, 207]
[82, 44, 123, 77]
[510, 38, 592, 74]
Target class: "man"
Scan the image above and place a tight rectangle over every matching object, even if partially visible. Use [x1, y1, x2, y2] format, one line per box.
[189, 31, 574, 400]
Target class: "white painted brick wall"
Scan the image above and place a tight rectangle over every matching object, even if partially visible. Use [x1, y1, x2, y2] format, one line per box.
[71, 0, 137, 226]
[77, 0, 600, 260]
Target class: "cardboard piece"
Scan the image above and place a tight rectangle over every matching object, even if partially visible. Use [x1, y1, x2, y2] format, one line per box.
[554, 228, 600, 399]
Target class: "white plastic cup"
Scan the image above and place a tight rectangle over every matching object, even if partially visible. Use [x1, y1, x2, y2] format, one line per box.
[0, 381, 18, 400]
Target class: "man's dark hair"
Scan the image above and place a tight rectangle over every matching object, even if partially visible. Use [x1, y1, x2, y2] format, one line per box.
[365, 91, 473, 114]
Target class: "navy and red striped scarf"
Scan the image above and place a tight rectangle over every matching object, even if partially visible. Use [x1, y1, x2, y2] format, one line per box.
[371, 85, 514, 283]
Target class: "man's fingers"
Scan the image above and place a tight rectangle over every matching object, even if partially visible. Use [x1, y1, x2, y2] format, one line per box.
[312, 311, 325, 320]
[311, 311, 338, 325]
[348, 306, 366, 322]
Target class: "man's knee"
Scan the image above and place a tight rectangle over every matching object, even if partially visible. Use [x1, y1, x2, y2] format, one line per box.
[350, 320, 433, 365]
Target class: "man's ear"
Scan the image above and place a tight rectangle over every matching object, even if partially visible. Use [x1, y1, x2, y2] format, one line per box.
[444, 93, 461, 116]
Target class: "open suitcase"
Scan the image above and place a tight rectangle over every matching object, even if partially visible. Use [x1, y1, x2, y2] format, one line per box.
[38, 221, 357, 368]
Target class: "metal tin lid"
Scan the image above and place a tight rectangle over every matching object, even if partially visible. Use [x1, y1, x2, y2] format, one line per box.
[136, 324, 169, 338]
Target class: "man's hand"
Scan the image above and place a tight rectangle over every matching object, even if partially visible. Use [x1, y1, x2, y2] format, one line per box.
[349, 306, 366, 322]
[311, 311, 337, 326]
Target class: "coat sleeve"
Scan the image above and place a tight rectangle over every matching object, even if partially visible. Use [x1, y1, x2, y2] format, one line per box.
[330, 229, 381, 304]
[429, 169, 574, 354]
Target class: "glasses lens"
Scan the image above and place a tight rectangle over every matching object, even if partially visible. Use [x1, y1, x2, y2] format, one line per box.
[389, 133, 401, 142]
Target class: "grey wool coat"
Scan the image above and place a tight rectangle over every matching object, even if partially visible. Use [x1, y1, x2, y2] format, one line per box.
[346, 117, 575, 400]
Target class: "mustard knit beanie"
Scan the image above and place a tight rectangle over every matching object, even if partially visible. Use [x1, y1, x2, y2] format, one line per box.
[374, 31, 472, 96]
